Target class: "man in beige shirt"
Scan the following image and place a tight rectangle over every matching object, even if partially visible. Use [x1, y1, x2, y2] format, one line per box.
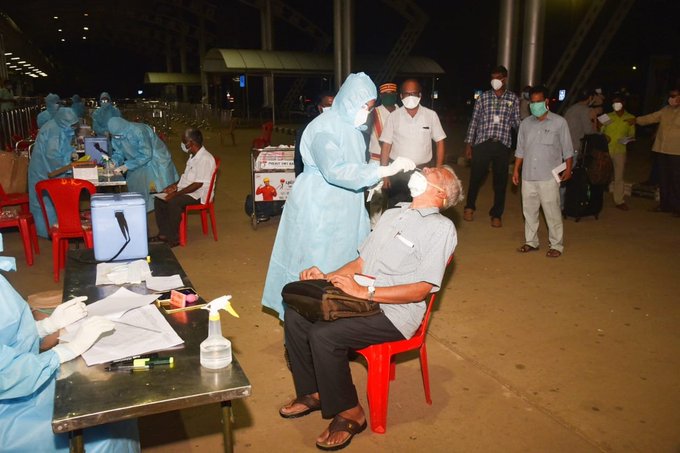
[636, 87, 680, 216]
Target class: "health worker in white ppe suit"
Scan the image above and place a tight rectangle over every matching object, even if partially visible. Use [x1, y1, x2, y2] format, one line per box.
[261, 72, 416, 320]
[0, 234, 140, 452]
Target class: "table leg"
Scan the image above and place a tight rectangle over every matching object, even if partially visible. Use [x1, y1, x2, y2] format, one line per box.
[221, 400, 233, 453]
[69, 429, 84, 453]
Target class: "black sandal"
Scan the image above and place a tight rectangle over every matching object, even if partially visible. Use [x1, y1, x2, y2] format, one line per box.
[316, 415, 367, 451]
[279, 394, 321, 419]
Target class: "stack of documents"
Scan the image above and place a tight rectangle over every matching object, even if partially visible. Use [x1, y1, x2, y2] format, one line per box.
[62, 288, 184, 365]
[96, 260, 184, 291]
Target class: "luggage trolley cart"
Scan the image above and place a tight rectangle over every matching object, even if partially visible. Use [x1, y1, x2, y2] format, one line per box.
[249, 145, 296, 229]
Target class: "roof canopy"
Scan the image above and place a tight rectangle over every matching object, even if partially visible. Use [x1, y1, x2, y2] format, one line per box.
[144, 72, 201, 85]
[203, 49, 445, 77]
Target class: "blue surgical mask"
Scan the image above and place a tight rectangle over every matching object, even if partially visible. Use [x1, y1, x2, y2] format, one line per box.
[530, 101, 548, 117]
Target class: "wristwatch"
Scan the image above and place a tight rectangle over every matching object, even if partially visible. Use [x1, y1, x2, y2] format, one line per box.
[367, 285, 376, 301]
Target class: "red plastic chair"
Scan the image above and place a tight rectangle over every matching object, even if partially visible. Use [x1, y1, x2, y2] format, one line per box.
[178, 157, 220, 246]
[0, 213, 39, 265]
[356, 256, 453, 434]
[35, 179, 96, 281]
[0, 184, 29, 214]
[252, 121, 274, 148]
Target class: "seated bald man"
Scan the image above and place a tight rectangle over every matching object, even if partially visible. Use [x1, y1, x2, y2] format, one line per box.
[279, 165, 463, 451]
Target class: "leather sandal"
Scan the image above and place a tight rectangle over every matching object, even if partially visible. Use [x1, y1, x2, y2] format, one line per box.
[463, 208, 474, 221]
[316, 415, 367, 451]
[517, 244, 539, 253]
[279, 394, 321, 419]
[546, 249, 562, 258]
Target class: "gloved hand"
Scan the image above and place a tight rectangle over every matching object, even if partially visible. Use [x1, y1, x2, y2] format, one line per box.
[377, 157, 417, 178]
[114, 164, 128, 174]
[35, 296, 88, 337]
[52, 317, 115, 363]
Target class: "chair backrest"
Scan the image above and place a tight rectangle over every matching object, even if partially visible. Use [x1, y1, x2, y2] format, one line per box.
[205, 157, 221, 205]
[413, 254, 454, 342]
[35, 178, 96, 234]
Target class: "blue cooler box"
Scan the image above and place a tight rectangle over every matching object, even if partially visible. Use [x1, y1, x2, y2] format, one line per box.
[91, 193, 148, 261]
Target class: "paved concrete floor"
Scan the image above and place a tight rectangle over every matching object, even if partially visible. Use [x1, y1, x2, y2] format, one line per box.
[3, 123, 678, 452]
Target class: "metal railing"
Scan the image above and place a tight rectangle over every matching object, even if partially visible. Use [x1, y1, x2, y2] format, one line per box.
[0, 106, 40, 151]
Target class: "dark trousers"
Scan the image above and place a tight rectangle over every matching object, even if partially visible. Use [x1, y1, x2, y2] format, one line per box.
[658, 153, 680, 214]
[465, 140, 510, 218]
[154, 194, 200, 242]
[284, 306, 404, 418]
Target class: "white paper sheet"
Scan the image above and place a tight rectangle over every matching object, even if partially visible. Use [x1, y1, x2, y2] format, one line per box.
[597, 113, 612, 125]
[552, 162, 567, 184]
[77, 304, 184, 365]
[96, 260, 151, 285]
[85, 287, 159, 319]
[146, 275, 184, 292]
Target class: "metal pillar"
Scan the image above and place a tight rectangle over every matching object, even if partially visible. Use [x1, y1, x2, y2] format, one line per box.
[333, 0, 343, 91]
[179, 34, 188, 102]
[497, 0, 519, 89]
[261, 0, 274, 108]
[520, 0, 545, 88]
[199, 14, 208, 105]
[341, 0, 353, 82]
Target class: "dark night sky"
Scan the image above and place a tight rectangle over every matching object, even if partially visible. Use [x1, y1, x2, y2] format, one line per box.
[3, 0, 679, 112]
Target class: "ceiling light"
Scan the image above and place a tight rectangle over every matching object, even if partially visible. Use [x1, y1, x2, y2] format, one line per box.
[9, 65, 17, 68]
[82, 36, 87, 40]
[84, 13, 89, 17]
[17, 60, 25, 64]
[58, 29, 63, 32]
[83, 26, 89, 30]
[23, 63, 32, 66]
[53, 16, 59, 19]
[5, 62, 10, 65]
[10, 57, 20, 60]
[4, 53, 12, 56]
[61, 38, 66, 42]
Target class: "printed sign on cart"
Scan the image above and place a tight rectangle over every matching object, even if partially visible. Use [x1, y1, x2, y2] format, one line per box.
[254, 172, 295, 201]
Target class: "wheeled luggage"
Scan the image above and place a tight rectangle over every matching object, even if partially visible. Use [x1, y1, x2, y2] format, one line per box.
[563, 134, 608, 221]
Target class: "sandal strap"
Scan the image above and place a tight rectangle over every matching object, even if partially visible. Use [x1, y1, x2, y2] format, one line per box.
[327, 415, 365, 436]
[292, 394, 321, 411]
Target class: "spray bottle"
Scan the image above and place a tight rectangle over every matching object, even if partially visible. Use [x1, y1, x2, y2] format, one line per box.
[200, 296, 240, 369]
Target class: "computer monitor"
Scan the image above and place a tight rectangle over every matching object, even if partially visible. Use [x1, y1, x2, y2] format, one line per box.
[84, 137, 109, 164]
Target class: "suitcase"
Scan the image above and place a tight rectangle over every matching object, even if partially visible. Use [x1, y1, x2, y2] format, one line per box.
[563, 166, 604, 221]
[91, 192, 149, 261]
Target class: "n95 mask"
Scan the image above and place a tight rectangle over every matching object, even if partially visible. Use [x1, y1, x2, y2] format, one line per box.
[490, 79, 503, 91]
[408, 171, 428, 197]
[402, 96, 421, 109]
[354, 106, 370, 127]
[612, 102, 623, 112]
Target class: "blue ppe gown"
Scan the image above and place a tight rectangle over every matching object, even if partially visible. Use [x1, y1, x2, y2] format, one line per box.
[91, 101, 121, 136]
[108, 117, 179, 212]
[71, 95, 85, 119]
[28, 108, 79, 238]
[36, 94, 61, 129]
[0, 273, 140, 452]
[261, 72, 381, 320]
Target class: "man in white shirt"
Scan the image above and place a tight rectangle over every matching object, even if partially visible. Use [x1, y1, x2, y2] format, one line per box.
[367, 82, 398, 227]
[151, 128, 216, 247]
[380, 79, 447, 207]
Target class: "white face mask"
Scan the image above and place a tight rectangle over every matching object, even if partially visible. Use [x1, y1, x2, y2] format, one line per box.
[612, 102, 623, 112]
[353, 106, 370, 127]
[180, 142, 189, 153]
[321, 106, 331, 112]
[490, 79, 503, 91]
[402, 95, 421, 109]
[408, 171, 446, 198]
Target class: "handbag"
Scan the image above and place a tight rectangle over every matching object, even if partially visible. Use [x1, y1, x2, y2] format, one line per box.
[281, 279, 380, 322]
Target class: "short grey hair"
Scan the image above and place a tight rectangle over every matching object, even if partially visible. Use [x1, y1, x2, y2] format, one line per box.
[184, 128, 203, 146]
[441, 165, 464, 209]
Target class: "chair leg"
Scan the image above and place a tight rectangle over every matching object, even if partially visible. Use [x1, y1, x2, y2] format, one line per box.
[29, 217, 39, 254]
[365, 351, 392, 434]
[179, 212, 187, 247]
[59, 239, 68, 269]
[17, 217, 33, 266]
[419, 343, 432, 405]
[209, 206, 218, 241]
[200, 210, 208, 235]
[52, 237, 61, 282]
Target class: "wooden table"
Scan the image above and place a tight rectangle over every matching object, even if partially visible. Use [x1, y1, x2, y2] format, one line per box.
[53, 244, 251, 453]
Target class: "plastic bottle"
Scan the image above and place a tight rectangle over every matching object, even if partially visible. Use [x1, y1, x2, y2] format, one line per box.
[200, 296, 240, 369]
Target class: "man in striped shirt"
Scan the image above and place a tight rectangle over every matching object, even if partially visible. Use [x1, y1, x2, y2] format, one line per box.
[463, 65, 520, 228]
